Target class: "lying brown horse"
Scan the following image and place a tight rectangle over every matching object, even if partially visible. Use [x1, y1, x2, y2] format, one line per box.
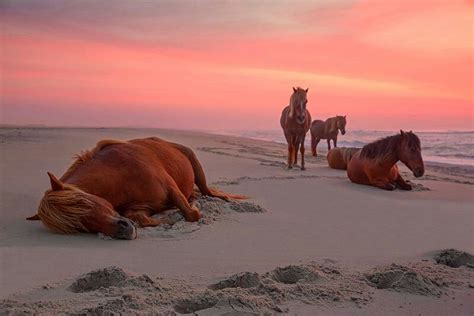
[280, 87, 312, 170]
[347, 130, 424, 190]
[327, 147, 360, 170]
[310, 115, 346, 156]
[27, 137, 244, 239]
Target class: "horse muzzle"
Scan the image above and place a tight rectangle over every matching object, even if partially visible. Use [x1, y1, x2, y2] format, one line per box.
[413, 167, 424, 178]
[297, 116, 306, 124]
[113, 218, 137, 240]
[341, 130, 346, 135]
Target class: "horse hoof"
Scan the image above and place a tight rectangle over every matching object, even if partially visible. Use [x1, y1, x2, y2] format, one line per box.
[301, 166, 306, 170]
[185, 209, 202, 222]
[288, 166, 293, 169]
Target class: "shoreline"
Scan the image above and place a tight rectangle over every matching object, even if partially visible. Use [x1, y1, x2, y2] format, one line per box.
[1, 127, 472, 182]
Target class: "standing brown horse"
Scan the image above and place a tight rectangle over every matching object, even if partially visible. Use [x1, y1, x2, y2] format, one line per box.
[310, 115, 346, 156]
[280, 87, 312, 170]
[347, 130, 424, 190]
[27, 137, 245, 239]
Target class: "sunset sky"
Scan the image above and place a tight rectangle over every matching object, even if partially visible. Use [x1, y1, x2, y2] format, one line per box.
[1, 0, 473, 131]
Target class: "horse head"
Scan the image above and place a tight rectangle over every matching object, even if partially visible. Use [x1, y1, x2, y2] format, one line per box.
[337, 115, 347, 135]
[32, 172, 137, 239]
[398, 130, 424, 178]
[289, 87, 308, 124]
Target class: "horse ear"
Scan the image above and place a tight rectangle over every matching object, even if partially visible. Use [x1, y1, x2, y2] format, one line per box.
[305, 88, 308, 93]
[26, 214, 40, 220]
[47, 172, 64, 191]
[293, 87, 297, 93]
[400, 129, 405, 135]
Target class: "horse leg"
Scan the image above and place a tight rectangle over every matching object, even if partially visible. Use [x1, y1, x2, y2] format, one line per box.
[313, 138, 321, 157]
[311, 135, 317, 157]
[327, 139, 331, 151]
[372, 180, 396, 191]
[300, 136, 306, 170]
[287, 142, 293, 169]
[395, 174, 412, 190]
[168, 185, 202, 221]
[123, 210, 174, 227]
[333, 137, 337, 148]
[293, 136, 299, 167]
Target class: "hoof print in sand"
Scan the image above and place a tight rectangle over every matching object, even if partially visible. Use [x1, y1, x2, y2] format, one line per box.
[173, 292, 219, 314]
[434, 249, 474, 268]
[68, 266, 155, 293]
[210, 272, 261, 290]
[269, 265, 321, 284]
[366, 264, 442, 296]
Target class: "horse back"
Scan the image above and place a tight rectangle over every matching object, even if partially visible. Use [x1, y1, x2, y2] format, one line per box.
[310, 120, 326, 138]
[327, 147, 359, 170]
[63, 138, 195, 208]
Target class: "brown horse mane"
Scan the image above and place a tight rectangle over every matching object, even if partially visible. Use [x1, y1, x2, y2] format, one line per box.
[360, 132, 420, 163]
[325, 117, 338, 134]
[37, 184, 93, 234]
[61, 139, 125, 180]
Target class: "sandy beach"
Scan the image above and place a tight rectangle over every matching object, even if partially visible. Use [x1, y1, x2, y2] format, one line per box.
[1, 127, 473, 315]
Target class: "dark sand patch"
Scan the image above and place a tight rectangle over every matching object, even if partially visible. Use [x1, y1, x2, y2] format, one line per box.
[434, 249, 474, 268]
[209, 272, 261, 290]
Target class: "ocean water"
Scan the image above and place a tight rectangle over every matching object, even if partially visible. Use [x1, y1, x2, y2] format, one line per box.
[213, 130, 474, 167]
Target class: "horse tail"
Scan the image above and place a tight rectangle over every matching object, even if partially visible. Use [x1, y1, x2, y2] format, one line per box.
[26, 214, 40, 220]
[207, 188, 247, 201]
[172, 143, 247, 201]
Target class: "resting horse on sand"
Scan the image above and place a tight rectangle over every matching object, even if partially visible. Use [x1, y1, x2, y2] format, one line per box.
[347, 130, 424, 190]
[27, 137, 245, 239]
[310, 115, 346, 157]
[280, 87, 312, 170]
[327, 147, 360, 170]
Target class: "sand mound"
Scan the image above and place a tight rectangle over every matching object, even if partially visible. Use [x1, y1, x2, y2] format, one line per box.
[9, 260, 471, 314]
[268, 264, 321, 284]
[366, 264, 442, 296]
[173, 291, 220, 314]
[434, 249, 474, 268]
[0, 262, 373, 315]
[68, 267, 156, 293]
[137, 195, 266, 239]
[205, 262, 371, 311]
[210, 272, 261, 290]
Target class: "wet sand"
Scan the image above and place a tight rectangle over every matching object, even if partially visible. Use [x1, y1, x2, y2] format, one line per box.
[0, 128, 473, 315]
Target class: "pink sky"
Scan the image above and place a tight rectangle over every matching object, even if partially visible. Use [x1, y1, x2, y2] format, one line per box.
[1, 0, 472, 131]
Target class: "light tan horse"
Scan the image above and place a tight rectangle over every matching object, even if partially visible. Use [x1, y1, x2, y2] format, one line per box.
[27, 137, 245, 239]
[310, 116, 347, 156]
[280, 87, 312, 170]
[327, 147, 360, 170]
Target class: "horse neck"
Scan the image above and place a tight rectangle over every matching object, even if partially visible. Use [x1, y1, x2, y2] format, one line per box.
[379, 138, 401, 168]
